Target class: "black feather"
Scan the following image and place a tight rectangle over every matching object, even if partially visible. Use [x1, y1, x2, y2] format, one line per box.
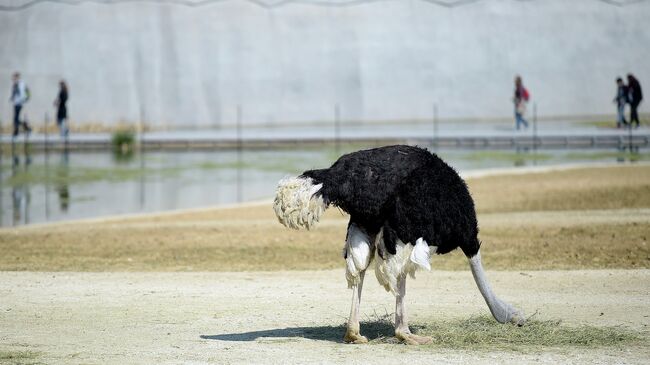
[302, 145, 480, 258]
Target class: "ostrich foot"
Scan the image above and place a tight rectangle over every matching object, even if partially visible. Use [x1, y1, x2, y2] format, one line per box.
[493, 302, 526, 327]
[509, 310, 526, 327]
[343, 329, 368, 344]
[395, 330, 432, 345]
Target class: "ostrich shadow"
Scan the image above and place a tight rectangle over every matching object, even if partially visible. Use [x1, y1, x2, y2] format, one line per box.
[200, 320, 420, 343]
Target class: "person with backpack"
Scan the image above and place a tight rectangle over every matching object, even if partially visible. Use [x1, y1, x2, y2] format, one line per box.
[613, 77, 629, 128]
[9, 72, 32, 138]
[627, 74, 643, 128]
[513, 75, 530, 130]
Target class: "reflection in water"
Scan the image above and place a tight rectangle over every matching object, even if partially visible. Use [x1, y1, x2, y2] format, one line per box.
[0, 148, 2, 225]
[11, 143, 31, 226]
[237, 147, 243, 203]
[237, 106, 244, 203]
[56, 148, 70, 212]
[139, 143, 145, 210]
[514, 146, 527, 167]
[0, 145, 646, 227]
[617, 145, 640, 163]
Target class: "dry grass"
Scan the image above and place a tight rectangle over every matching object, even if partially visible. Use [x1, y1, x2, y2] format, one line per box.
[0, 165, 649, 271]
[0, 349, 41, 365]
[374, 315, 641, 349]
[469, 165, 650, 213]
[415, 316, 642, 349]
[248, 313, 643, 350]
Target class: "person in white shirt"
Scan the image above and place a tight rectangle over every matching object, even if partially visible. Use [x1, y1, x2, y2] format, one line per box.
[10, 72, 32, 137]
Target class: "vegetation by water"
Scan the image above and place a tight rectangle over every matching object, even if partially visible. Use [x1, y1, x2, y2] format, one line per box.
[4, 163, 183, 187]
[565, 150, 650, 161]
[463, 150, 553, 162]
[2, 146, 646, 189]
[111, 130, 136, 154]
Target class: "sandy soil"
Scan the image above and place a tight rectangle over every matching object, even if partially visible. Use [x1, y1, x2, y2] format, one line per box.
[1, 269, 649, 365]
[1, 164, 649, 364]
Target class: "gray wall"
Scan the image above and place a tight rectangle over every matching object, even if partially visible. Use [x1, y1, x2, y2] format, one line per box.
[0, 0, 649, 128]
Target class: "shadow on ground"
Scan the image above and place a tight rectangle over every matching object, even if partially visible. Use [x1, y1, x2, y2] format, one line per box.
[200, 320, 402, 343]
[200, 316, 643, 348]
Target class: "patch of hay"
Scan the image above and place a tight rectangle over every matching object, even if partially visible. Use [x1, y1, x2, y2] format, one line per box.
[368, 315, 643, 350]
[0, 349, 41, 365]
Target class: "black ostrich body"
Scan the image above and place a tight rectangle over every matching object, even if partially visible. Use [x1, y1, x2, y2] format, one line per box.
[302, 145, 479, 257]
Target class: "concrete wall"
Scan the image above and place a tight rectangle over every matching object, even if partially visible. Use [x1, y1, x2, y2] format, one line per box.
[0, 0, 648, 128]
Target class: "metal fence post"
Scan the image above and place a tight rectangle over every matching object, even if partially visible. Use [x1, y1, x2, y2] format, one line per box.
[335, 104, 341, 156]
[236, 105, 243, 203]
[532, 102, 538, 147]
[433, 103, 439, 148]
[628, 113, 633, 152]
[44, 112, 49, 154]
[237, 105, 243, 153]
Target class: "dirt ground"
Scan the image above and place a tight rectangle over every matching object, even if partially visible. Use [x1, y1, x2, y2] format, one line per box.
[1, 269, 649, 365]
[1, 164, 650, 364]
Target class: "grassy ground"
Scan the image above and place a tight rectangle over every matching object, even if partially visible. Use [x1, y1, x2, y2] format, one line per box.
[0, 350, 40, 365]
[0, 165, 649, 271]
[364, 314, 641, 349]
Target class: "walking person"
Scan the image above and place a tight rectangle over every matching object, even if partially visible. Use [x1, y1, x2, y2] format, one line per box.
[9, 72, 32, 138]
[613, 77, 628, 128]
[54, 80, 69, 137]
[627, 74, 643, 128]
[513, 75, 530, 130]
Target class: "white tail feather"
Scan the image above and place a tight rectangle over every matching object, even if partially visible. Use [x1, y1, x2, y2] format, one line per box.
[273, 176, 327, 230]
[410, 238, 431, 271]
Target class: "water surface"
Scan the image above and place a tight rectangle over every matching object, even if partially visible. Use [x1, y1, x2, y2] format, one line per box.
[0, 144, 645, 227]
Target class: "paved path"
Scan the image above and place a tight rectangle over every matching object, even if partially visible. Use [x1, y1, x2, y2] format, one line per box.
[1, 119, 648, 148]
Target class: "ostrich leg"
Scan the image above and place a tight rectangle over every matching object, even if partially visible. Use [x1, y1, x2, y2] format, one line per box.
[394, 275, 432, 345]
[343, 223, 373, 344]
[344, 270, 368, 343]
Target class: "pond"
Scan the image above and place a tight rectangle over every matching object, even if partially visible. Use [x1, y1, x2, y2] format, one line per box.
[0, 143, 646, 227]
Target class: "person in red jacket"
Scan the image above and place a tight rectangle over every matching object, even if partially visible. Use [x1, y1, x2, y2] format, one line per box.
[513, 75, 530, 130]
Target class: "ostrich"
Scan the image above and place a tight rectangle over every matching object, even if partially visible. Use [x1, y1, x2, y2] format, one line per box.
[273, 145, 525, 345]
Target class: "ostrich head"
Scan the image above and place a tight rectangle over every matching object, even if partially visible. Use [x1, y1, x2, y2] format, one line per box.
[273, 176, 327, 230]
